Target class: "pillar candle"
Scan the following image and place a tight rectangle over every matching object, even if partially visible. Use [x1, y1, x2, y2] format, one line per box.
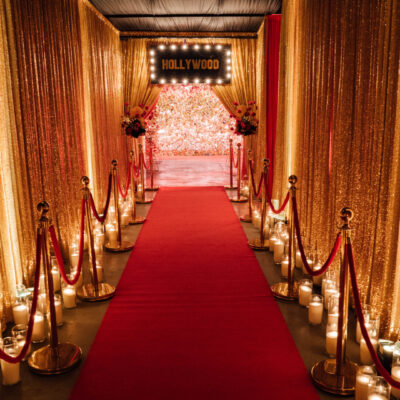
[299, 284, 312, 307]
[95, 231, 105, 246]
[12, 304, 28, 325]
[121, 213, 130, 226]
[360, 338, 378, 365]
[308, 300, 323, 325]
[51, 268, 61, 292]
[324, 288, 338, 309]
[391, 366, 400, 398]
[281, 260, 289, 278]
[357, 320, 371, 344]
[70, 269, 83, 288]
[312, 264, 324, 286]
[1, 359, 20, 385]
[326, 330, 338, 356]
[302, 258, 313, 275]
[368, 395, 388, 400]
[273, 240, 285, 264]
[39, 274, 46, 291]
[38, 293, 47, 314]
[70, 252, 79, 269]
[62, 287, 76, 309]
[32, 313, 45, 342]
[54, 296, 63, 326]
[328, 313, 339, 325]
[268, 237, 277, 252]
[295, 251, 302, 268]
[108, 228, 118, 247]
[356, 375, 372, 400]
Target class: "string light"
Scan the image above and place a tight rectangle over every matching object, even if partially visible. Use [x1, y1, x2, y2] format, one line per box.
[159, 44, 165, 50]
[183, 79, 188, 84]
[151, 74, 156, 79]
[150, 50, 155, 56]
[150, 58, 155, 64]
[227, 65, 231, 71]
[194, 78, 200, 84]
[194, 44, 200, 50]
[205, 44, 211, 50]
[171, 79, 177, 84]
[226, 50, 231, 56]
[182, 43, 188, 50]
[205, 79, 211, 84]
[171, 44, 177, 50]
[160, 78, 166, 84]
[150, 66, 155, 71]
[217, 79, 222, 84]
[226, 73, 231, 79]
[217, 44, 222, 50]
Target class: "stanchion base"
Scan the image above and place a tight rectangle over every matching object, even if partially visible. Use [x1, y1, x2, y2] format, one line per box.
[145, 187, 159, 191]
[136, 198, 153, 204]
[105, 240, 134, 252]
[310, 359, 357, 396]
[224, 185, 237, 190]
[271, 281, 299, 300]
[248, 238, 268, 250]
[240, 214, 252, 222]
[129, 216, 146, 225]
[77, 283, 116, 302]
[230, 196, 248, 203]
[28, 343, 82, 375]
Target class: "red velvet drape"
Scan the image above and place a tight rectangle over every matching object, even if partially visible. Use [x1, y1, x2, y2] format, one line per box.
[265, 15, 281, 199]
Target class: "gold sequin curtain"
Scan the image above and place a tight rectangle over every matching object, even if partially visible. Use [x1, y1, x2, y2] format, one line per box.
[275, 0, 400, 338]
[79, 1, 127, 204]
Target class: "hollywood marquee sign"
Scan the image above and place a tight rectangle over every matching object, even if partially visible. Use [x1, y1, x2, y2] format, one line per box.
[149, 43, 231, 85]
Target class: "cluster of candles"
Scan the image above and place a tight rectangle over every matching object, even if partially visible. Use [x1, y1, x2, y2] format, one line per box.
[251, 203, 400, 399]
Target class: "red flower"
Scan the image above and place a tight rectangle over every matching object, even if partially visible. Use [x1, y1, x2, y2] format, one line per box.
[124, 102, 130, 106]
[233, 101, 239, 106]
[245, 112, 250, 116]
[237, 110, 242, 114]
[248, 101, 255, 105]
[251, 112, 256, 116]
[145, 106, 149, 110]
[149, 116, 153, 120]
[139, 103, 144, 108]
[141, 112, 146, 117]
[230, 127, 234, 131]
[135, 114, 139, 118]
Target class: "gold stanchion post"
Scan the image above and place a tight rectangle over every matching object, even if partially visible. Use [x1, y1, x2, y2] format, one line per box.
[28, 202, 82, 374]
[145, 137, 159, 192]
[240, 149, 253, 222]
[105, 161, 135, 252]
[136, 144, 153, 204]
[128, 150, 146, 225]
[310, 207, 357, 395]
[230, 143, 247, 203]
[248, 159, 270, 250]
[77, 177, 116, 301]
[270, 175, 299, 300]
[225, 138, 237, 190]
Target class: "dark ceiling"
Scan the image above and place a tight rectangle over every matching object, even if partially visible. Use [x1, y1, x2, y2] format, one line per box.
[90, 0, 281, 32]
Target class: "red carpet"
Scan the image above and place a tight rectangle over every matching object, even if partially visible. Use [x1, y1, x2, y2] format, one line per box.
[70, 187, 319, 400]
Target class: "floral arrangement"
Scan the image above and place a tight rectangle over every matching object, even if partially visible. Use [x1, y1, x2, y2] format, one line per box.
[230, 101, 258, 136]
[121, 103, 148, 138]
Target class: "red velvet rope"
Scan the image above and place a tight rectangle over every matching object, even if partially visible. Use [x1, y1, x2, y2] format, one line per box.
[117, 162, 131, 199]
[347, 242, 400, 389]
[266, 188, 290, 214]
[132, 159, 141, 178]
[292, 196, 342, 276]
[0, 233, 42, 363]
[90, 172, 112, 223]
[141, 152, 150, 170]
[49, 199, 85, 286]
[249, 161, 264, 198]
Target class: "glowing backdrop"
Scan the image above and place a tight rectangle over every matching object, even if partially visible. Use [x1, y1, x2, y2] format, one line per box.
[147, 85, 239, 156]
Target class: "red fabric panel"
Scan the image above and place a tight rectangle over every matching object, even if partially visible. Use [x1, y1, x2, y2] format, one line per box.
[266, 15, 281, 198]
[70, 187, 319, 400]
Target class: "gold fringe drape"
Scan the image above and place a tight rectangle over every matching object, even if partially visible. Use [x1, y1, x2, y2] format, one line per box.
[275, 0, 400, 338]
[0, 0, 126, 319]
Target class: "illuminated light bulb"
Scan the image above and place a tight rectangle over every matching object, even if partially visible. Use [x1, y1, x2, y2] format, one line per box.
[171, 79, 177, 84]
[194, 44, 200, 50]
[217, 79, 223, 84]
[150, 65, 155, 71]
[227, 65, 231, 71]
[183, 79, 188, 84]
[160, 78, 166, 84]
[151, 73, 156, 79]
[217, 44, 222, 50]
[226, 73, 231, 79]
[159, 44, 165, 50]
[182, 43, 188, 50]
[171, 44, 177, 50]
[227, 58, 231, 64]
[150, 50, 155, 56]
[205, 44, 211, 50]
[226, 50, 231, 56]
[150, 58, 155, 64]
[205, 79, 211, 84]
[194, 78, 200, 84]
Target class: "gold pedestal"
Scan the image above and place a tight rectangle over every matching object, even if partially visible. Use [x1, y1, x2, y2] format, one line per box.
[248, 238, 268, 250]
[129, 216, 146, 225]
[224, 185, 237, 190]
[28, 343, 82, 375]
[105, 240, 134, 252]
[136, 198, 153, 204]
[240, 214, 252, 222]
[230, 196, 247, 203]
[77, 282, 116, 301]
[311, 359, 357, 396]
[146, 187, 159, 191]
[271, 281, 299, 300]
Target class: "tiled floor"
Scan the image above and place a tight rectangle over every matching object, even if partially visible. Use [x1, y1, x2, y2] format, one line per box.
[152, 156, 232, 187]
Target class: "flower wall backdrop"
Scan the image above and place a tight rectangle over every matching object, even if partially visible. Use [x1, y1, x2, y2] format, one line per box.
[146, 85, 240, 156]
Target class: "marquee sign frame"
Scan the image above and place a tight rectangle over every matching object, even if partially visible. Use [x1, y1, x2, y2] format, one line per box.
[149, 43, 232, 85]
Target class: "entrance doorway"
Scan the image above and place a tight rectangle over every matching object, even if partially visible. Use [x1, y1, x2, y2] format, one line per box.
[146, 85, 240, 186]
